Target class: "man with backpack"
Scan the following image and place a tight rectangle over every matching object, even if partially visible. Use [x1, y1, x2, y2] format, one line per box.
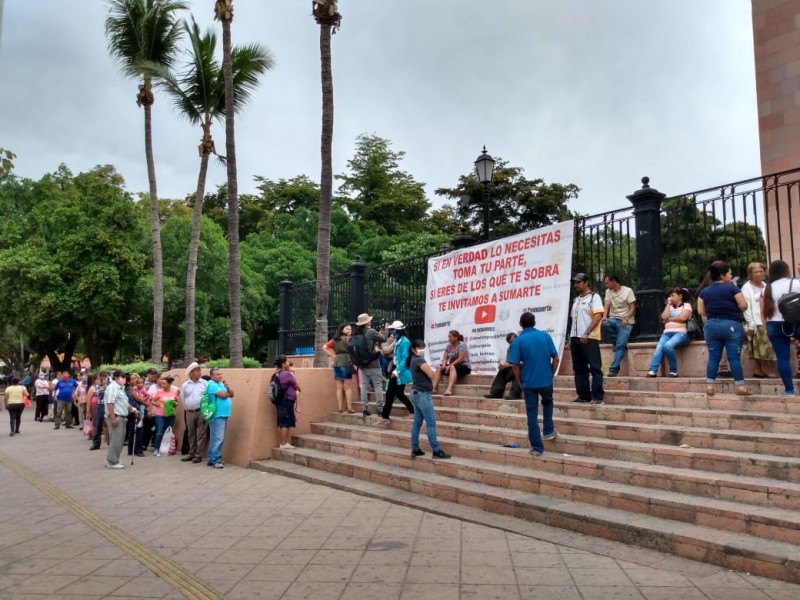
[569, 273, 605, 405]
[350, 313, 386, 417]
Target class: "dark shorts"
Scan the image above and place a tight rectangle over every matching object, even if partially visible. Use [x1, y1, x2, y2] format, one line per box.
[276, 400, 296, 429]
[333, 365, 353, 380]
[452, 364, 471, 378]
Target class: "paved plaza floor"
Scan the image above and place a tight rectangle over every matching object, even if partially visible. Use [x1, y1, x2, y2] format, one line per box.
[0, 419, 798, 599]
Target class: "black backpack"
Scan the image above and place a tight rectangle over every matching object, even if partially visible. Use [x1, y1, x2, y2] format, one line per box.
[268, 372, 285, 405]
[347, 333, 380, 367]
[778, 280, 800, 324]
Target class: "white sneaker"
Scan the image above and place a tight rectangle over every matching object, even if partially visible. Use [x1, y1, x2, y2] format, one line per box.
[105, 463, 125, 469]
[279, 443, 295, 449]
[153, 450, 161, 457]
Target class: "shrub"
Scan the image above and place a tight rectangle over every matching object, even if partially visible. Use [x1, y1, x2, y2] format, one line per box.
[203, 357, 261, 369]
[96, 362, 163, 376]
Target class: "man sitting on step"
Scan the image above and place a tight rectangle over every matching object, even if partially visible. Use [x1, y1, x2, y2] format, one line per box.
[484, 332, 522, 400]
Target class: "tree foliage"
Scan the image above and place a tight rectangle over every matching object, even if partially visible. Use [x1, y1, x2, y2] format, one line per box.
[435, 158, 577, 239]
[337, 134, 431, 235]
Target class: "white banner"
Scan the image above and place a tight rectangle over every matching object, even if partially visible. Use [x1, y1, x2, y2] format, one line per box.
[424, 220, 574, 374]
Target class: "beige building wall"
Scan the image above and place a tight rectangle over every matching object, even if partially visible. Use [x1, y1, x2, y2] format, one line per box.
[752, 0, 800, 264]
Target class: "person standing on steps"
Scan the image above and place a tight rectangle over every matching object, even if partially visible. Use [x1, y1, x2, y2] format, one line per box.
[602, 274, 637, 377]
[381, 321, 415, 421]
[569, 273, 605, 405]
[354, 313, 386, 417]
[761, 260, 800, 397]
[508, 312, 560, 456]
[408, 339, 451, 459]
[741, 262, 777, 378]
[697, 260, 750, 397]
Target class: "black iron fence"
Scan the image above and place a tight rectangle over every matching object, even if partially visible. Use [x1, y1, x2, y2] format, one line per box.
[278, 168, 800, 353]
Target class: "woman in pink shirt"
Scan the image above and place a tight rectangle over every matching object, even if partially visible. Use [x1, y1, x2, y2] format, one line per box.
[150, 375, 180, 457]
[646, 288, 693, 377]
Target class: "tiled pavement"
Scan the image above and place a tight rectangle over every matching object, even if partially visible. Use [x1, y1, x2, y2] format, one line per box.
[0, 420, 798, 599]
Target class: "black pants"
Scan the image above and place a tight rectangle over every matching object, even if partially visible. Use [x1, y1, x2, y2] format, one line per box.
[488, 368, 521, 399]
[8, 404, 23, 433]
[570, 337, 604, 400]
[34, 395, 50, 421]
[126, 415, 144, 455]
[91, 403, 105, 449]
[382, 379, 414, 418]
[142, 415, 155, 450]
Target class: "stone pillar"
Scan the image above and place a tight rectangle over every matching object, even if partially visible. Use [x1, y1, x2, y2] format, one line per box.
[627, 177, 666, 342]
[752, 0, 800, 266]
[348, 257, 367, 322]
[278, 277, 292, 355]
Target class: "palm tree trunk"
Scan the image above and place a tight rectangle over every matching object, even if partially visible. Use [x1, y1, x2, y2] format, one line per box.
[185, 119, 213, 361]
[221, 15, 243, 367]
[314, 22, 334, 368]
[143, 78, 164, 364]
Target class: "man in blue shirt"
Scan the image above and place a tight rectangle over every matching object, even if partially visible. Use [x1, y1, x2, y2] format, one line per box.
[206, 368, 234, 469]
[508, 312, 560, 456]
[53, 372, 79, 430]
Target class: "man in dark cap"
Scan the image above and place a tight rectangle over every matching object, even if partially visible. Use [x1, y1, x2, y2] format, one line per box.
[569, 273, 605, 405]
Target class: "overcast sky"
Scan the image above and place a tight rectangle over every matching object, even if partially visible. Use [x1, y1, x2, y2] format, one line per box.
[2, 1, 760, 216]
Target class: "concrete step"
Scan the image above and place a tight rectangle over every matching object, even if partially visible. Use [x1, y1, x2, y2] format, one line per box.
[328, 412, 800, 482]
[435, 400, 800, 434]
[309, 421, 800, 511]
[455, 374, 793, 398]
[254, 446, 800, 582]
[433, 387, 800, 414]
[370, 405, 800, 458]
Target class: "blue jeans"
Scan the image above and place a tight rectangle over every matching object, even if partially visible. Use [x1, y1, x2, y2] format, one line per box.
[570, 338, 604, 400]
[603, 318, 634, 373]
[152, 415, 176, 452]
[523, 387, 555, 454]
[410, 389, 441, 453]
[704, 318, 745, 385]
[207, 417, 228, 465]
[766, 321, 800, 393]
[648, 332, 690, 373]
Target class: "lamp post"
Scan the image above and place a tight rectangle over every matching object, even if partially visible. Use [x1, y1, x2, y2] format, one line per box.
[474, 146, 495, 241]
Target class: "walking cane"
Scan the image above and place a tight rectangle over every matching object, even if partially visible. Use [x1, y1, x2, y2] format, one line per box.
[131, 408, 143, 466]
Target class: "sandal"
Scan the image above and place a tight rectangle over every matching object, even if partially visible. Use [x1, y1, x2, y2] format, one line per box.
[752, 372, 767, 379]
[443, 391, 453, 396]
[347, 410, 357, 414]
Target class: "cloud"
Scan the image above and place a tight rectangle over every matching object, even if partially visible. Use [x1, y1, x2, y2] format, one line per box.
[1, 0, 760, 216]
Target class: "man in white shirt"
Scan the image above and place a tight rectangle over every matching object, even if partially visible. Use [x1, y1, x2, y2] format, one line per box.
[105, 370, 139, 469]
[569, 273, 605, 405]
[180, 362, 208, 464]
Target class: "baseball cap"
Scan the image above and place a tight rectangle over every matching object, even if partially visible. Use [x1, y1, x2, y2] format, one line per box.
[572, 273, 590, 283]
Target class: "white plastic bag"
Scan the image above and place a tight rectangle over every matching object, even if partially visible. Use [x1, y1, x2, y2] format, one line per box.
[159, 426, 174, 456]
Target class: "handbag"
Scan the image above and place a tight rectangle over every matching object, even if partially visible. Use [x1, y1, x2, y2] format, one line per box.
[163, 399, 177, 417]
[200, 392, 216, 422]
[24, 396, 32, 409]
[159, 426, 174, 455]
[687, 314, 701, 337]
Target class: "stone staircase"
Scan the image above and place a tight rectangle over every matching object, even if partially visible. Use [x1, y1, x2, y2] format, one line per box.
[251, 374, 800, 582]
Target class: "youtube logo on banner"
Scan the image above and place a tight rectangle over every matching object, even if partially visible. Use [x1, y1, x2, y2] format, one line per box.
[474, 304, 496, 324]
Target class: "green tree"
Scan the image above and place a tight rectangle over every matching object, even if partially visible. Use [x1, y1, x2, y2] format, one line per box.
[144, 16, 274, 360]
[0, 166, 149, 369]
[105, 0, 187, 363]
[435, 159, 577, 239]
[214, 0, 244, 367]
[312, 0, 342, 367]
[0, 148, 15, 176]
[337, 134, 431, 235]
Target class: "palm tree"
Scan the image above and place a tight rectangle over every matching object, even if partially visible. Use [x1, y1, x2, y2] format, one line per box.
[312, 0, 342, 368]
[105, 0, 187, 364]
[144, 18, 274, 361]
[213, 0, 244, 367]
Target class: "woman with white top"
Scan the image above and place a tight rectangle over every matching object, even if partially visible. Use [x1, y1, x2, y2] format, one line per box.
[761, 260, 799, 397]
[741, 262, 777, 378]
